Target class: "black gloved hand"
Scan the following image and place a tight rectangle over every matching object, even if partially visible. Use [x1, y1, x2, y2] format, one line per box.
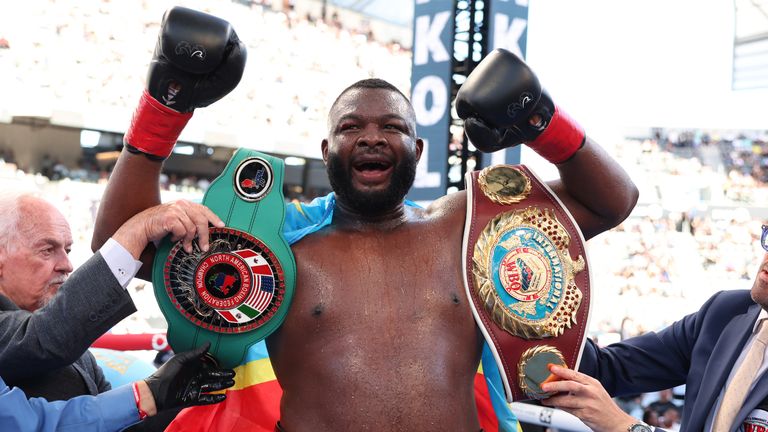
[455, 48, 585, 163]
[144, 342, 236, 411]
[123, 6, 247, 160]
[455, 48, 543, 153]
[461, 90, 555, 153]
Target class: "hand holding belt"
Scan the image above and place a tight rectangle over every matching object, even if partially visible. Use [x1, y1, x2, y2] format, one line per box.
[462, 165, 591, 401]
[152, 149, 296, 368]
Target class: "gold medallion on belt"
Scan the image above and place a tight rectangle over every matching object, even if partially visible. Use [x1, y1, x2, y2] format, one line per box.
[477, 164, 532, 205]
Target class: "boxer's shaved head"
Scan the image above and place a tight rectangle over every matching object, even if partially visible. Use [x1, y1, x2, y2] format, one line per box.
[328, 78, 416, 136]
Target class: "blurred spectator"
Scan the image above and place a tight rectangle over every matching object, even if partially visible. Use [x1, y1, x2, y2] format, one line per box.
[648, 389, 681, 418]
[615, 394, 644, 419]
[659, 405, 681, 430]
[643, 408, 660, 427]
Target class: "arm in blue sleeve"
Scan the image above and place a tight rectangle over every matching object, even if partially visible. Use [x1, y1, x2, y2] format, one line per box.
[0, 377, 140, 432]
[578, 291, 740, 397]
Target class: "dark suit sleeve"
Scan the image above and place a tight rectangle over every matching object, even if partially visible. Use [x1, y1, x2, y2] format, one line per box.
[579, 292, 727, 397]
[88, 353, 112, 393]
[0, 253, 137, 382]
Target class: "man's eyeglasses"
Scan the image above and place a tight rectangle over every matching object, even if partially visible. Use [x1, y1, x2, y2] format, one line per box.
[762, 225, 768, 251]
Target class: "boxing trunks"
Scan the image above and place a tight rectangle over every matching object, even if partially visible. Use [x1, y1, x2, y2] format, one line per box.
[463, 164, 592, 401]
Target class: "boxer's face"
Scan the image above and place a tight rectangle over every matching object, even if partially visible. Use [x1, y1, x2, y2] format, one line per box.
[0, 198, 73, 311]
[323, 87, 422, 215]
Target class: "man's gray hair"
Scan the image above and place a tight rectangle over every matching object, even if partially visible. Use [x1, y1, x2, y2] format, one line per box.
[0, 190, 41, 252]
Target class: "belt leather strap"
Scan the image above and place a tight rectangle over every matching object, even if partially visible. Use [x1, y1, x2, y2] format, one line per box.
[152, 149, 295, 368]
[463, 164, 591, 401]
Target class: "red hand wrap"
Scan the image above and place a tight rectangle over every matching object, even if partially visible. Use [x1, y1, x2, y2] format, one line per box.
[132, 382, 149, 420]
[527, 105, 585, 164]
[124, 90, 193, 159]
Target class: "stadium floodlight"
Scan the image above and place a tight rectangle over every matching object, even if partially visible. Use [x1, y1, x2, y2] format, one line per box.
[284, 157, 306, 166]
[80, 130, 101, 148]
[172, 145, 195, 156]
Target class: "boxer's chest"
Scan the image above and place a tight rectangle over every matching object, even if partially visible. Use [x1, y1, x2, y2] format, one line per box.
[294, 222, 468, 324]
[269, 220, 481, 396]
[290, 224, 472, 336]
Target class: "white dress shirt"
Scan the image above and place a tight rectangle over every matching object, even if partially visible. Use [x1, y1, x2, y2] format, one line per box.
[99, 238, 143, 289]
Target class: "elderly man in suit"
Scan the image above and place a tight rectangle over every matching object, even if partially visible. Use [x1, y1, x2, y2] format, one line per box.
[540, 224, 768, 432]
[0, 191, 222, 401]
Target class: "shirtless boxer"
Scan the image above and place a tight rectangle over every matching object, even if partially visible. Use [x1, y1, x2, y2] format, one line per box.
[92, 7, 638, 431]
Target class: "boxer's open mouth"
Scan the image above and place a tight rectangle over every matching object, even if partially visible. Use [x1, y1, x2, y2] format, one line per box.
[352, 157, 393, 184]
[354, 161, 392, 172]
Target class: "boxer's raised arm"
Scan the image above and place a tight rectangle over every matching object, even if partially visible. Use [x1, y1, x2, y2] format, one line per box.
[93, 153, 164, 277]
[455, 49, 638, 240]
[546, 138, 638, 241]
[92, 6, 246, 276]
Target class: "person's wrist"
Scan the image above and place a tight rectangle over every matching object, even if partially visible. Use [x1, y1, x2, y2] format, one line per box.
[623, 419, 653, 432]
[619, 419, 636, 432]
[136, 380, 158, 417]
[111, 234, 147, 260]
[526, 105, 585, 164]
[111, 218, 150, 260]
[123, 90, 193, 160]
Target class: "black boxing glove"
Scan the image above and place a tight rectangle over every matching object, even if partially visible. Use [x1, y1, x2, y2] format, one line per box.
[144, 343, 236, 411]
[124, 6, 247, 160]
[455, 49, 585, 163]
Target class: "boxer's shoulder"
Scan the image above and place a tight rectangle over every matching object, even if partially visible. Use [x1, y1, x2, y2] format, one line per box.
[422, 190, 467, 225]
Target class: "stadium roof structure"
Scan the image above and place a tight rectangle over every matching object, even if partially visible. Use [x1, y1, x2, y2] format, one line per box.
[733, 0, 768, 89]
[329, 0, 414, 27]
[735, 0, 768, 38]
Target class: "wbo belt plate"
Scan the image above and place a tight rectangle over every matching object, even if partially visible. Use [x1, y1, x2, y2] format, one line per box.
[163, 227, 285, 334]
[472, 206, 585, 339]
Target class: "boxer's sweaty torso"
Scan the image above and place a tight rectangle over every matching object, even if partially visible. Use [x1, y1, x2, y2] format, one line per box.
[267, 194, 484, 431]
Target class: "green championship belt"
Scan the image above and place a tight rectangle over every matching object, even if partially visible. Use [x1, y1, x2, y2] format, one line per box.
[152, 149, 295, 368]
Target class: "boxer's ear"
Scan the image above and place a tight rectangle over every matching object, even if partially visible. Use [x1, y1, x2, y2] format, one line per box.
[414, 138, 424, 163]
[321, 139, 329, 165]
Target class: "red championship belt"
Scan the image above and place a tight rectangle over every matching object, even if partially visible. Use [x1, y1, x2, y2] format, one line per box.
[462, 165, 592, 402]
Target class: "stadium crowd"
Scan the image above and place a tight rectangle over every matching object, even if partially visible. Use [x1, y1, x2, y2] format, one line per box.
[0, 0, 411, 157]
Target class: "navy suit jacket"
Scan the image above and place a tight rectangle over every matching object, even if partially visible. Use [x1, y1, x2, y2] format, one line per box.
[579, 289, 765, 432]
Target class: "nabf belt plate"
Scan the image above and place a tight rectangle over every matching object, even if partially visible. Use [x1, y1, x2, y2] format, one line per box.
[163, 229, 284, 333]
[462, 165, 592, 402]
[153, 149, 296, 369]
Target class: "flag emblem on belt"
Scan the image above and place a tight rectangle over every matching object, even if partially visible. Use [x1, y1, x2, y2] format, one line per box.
[164, 227, 285, 334]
